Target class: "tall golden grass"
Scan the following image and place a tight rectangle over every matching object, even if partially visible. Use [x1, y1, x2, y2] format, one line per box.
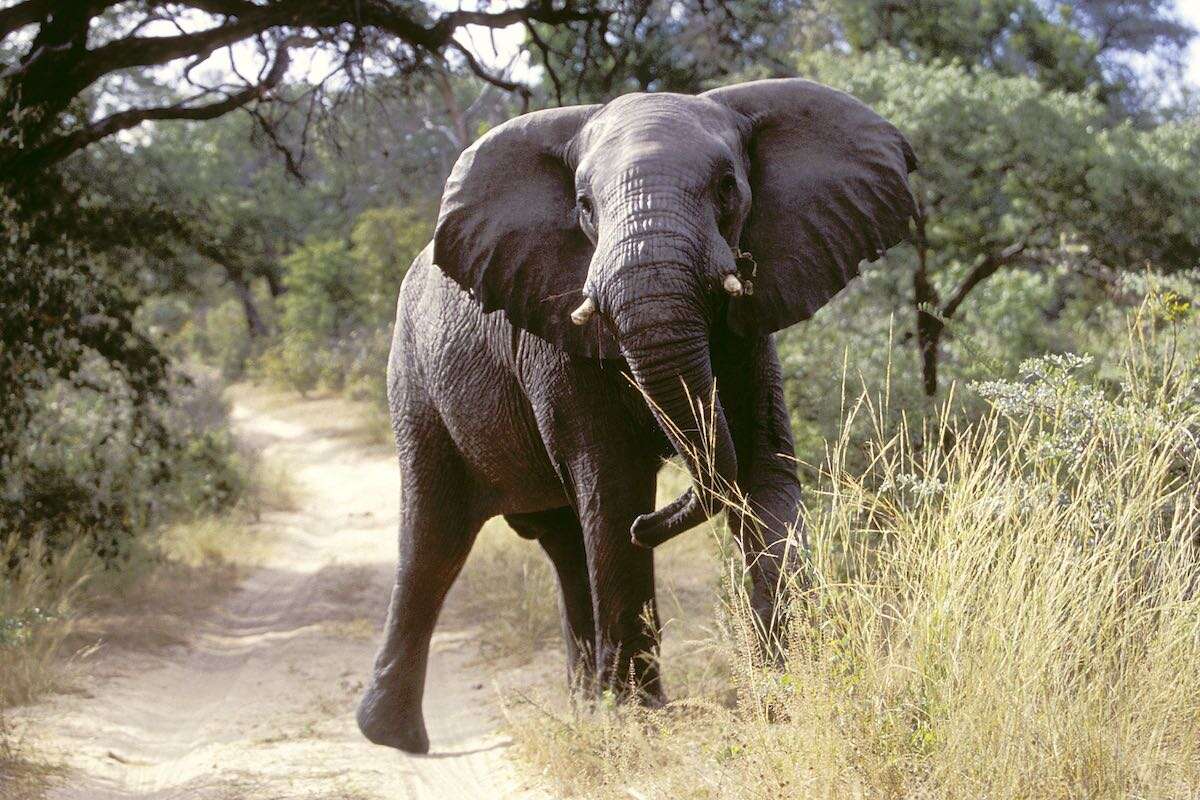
[508, 309, 1200, 799]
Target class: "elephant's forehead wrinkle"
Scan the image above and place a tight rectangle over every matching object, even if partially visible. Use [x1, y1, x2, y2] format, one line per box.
[578, 98, 739, 197]
[590, 92, 736, 140]
[590, 145, 722, 196]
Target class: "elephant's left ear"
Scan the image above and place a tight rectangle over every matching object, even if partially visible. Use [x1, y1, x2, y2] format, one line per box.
[703, 78, 918, 337]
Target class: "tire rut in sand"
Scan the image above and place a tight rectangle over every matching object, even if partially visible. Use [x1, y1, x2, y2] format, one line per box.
[12, 392, 540, 800]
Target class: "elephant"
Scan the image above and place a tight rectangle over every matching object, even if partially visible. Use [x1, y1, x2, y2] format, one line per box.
[357, 78, 917, 754]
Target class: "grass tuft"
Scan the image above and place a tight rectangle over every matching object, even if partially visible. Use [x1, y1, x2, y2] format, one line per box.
[454, 518, 562, 663]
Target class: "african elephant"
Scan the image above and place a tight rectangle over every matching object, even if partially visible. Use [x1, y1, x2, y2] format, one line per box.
[357, 78, 917, 754]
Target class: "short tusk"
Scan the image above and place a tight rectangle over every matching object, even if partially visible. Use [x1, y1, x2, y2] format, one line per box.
[570, 296, 597, 325]
[722, 273, 744, 297]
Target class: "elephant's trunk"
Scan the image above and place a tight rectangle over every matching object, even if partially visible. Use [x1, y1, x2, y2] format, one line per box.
[603, 256, 739, 548]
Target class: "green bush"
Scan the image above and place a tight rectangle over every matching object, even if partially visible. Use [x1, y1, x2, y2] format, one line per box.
[256, 333, 323, 397]
[0, 364, 248, 565]
[351, 206, 432, 327]
[278, 238, 362, 343]
[256, 204, 430, 401]
[205, 298, 254, 381]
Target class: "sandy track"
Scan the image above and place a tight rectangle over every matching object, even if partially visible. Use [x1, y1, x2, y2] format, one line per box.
[14, 392, 540, 800]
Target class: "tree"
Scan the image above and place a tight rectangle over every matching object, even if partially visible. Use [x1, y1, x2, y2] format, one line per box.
[0, 0, 609, 183]
[351, 206, 435, 326]
[0, 0, 611, 467]
[826, 0, 1195, 118]
[796, 49, 1200, 396]
[527, 0, 797, 103]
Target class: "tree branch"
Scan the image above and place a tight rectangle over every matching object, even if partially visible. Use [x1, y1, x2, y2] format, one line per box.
[448, 39, 531, 107]
[17, 37, 302, 175]
[432, 3, 603, 39]
[0, 0, 52, 40]
[940, 240, 1028, 321]
[524, 20, 563, 106]
[1, 0, 610, 178]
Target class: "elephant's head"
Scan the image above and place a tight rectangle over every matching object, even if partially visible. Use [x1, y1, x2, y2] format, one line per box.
[433, 79, 917, 545]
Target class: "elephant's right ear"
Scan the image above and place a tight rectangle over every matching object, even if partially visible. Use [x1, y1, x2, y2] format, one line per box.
[433, 105, 619, 359]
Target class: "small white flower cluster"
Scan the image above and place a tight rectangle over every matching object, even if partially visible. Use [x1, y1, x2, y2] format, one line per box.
[879, 472, 947, 500]
[972, 352, 1107, 464]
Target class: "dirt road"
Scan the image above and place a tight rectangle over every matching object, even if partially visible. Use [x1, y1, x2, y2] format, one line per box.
[15, 391, 541, 800]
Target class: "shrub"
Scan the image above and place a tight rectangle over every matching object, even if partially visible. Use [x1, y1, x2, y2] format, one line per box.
[256, 333, 323, 397]
[205, 298, 254, 381]
[350, 206, 432, 328]
[0, 364, 247, 565]
[257, 204, 430, 402]
[278, 238, 362, 344]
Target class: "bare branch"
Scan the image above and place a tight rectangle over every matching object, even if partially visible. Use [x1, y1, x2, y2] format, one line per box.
[940, 240, 1029, 320]
[0, 0, 52, 40]
[448, 39, 531, 106]
[1, 0, 611, 178]
[524, 20, 563, 106]
[17, 37, 304, 175]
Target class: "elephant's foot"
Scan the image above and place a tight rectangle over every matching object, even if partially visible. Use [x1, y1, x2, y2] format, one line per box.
[356, 685, 429, 754]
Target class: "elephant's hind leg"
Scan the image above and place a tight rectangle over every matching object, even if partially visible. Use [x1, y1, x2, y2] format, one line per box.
[504, 509, 596, 690]
[357, 415, 483, 754]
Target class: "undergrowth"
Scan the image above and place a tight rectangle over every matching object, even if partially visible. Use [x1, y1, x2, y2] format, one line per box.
[0, 375, 297, 791]
[506, 298, 1200, 799]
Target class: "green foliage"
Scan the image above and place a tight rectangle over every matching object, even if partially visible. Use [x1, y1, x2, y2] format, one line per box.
[257, 205, 431, 401]
[768, 49, 1200, 404]
[350, 206, 434, 325]
[0, 367, 246, 565]
[199, 299, 254, 381]
[0, 180, 171, 442]
[1085, 120, 1200, 267]
[824, 0, 1194, 116]
[529, 0, 796, 102]
[278, 238, 362, 343]
[258, 333, 324, 397]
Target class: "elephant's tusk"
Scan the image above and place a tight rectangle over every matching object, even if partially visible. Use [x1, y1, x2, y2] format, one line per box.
[722, 273, 744, 297]
[570, 296, 597, 325]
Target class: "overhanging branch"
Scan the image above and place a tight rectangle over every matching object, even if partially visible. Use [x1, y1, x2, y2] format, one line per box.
[0, 0, 52, 40]
[1, 0, 611, 179]
[16, 38, 303, 175]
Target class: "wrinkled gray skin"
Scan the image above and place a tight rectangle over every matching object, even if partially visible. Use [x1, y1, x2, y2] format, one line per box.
[357, 80, 917, 754]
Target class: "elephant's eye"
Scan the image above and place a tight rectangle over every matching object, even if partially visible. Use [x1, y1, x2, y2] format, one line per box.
[577, 194, 594, 219]
[576, 194, 597, 240]
[717, 173, 739, 207]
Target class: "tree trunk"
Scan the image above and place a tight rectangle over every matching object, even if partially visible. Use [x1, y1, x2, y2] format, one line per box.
[911, 206, 941, 398]
[914, 271, 942, 398]
[231, 275, 269, 339]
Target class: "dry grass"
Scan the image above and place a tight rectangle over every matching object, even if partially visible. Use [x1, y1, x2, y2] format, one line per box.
[227, 382, 393, 447]
[242, 456, 301, 514]
[506, 320, 1200, 799]
[450, 468, 726, 672]
[0, 715, 56, 800]
[454, 518, 563, 663]
[0, 536, 96, 709]
[0, 513, 269, 710]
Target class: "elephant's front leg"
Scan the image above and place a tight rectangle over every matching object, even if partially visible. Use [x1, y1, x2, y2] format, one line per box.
[714, 333, 808, 653]
[574, 469, 664, 704]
